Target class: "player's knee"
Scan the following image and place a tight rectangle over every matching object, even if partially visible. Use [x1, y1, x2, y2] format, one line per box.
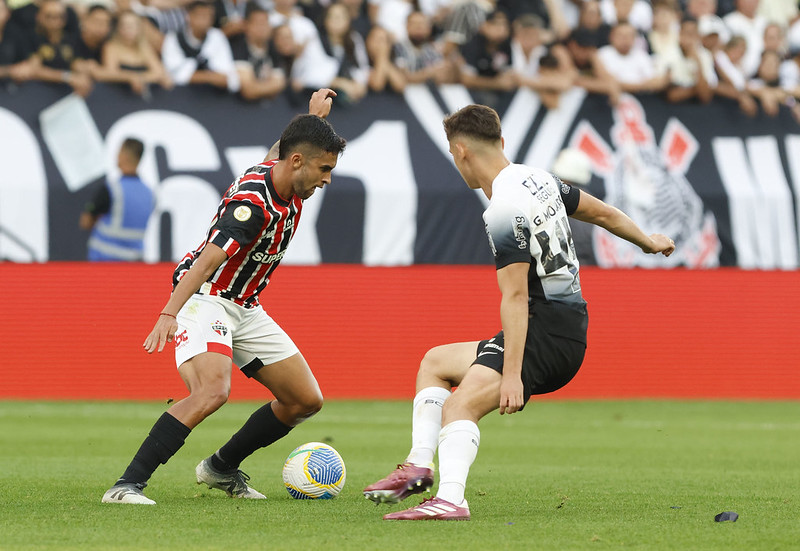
[193, 385, 230, 416]
[418, 346, 448, 378]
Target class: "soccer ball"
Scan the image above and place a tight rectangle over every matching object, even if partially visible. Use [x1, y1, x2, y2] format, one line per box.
[282, 442, 346, 499]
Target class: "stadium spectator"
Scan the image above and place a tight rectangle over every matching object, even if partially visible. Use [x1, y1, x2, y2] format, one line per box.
[270, 22, 298, 78]
[161, 0, 240, 92]
[723, 0, 768, 77]
[698, 13, 728, 53]
[439, 0, 492, 55]
[713, 34, 759, 114]
[364, 103, 674, 521]
[564, 27, 622, 104]
[757, 0, 798, 29]
[779, 46, 800, 97]
[270, 0, 334, 93]
[660, 16, 716, 103]
[575, 0, 610, 47]
[365, 24, 406, 92]
[458, 8, 515, 108]
[22, 0, 93, 96]
[510, 14, 574, 109]
[763, 22, 787, 56]
[748, 48, 788, 115]
[1, 0, 32, 81]
[393, 10, 453, 85]
[339, 0, 371, 39]
[367, 0, 413, 43]
[229, 3, 285, 101]
[498, 0, 571, 42]
[101, 91, 346, 507]
[79, 138, 154, 261]
[647, 0, 680, 57]
[101, 10, 172, 95]
[600, 0, 653, 33]
[596, 21, 669, 94]
[6, 0, 80, 36]
[72, 3, 112, 83]
[212, 0, 251, 38]
[318, 1, 370, 104]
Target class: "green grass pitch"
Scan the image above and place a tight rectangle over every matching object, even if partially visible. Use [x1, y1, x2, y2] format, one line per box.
[1, 400, 798, 550]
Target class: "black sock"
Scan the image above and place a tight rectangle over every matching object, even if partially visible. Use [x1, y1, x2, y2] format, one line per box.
[211, 402, 291, 472]
[117, 412, 191, 485]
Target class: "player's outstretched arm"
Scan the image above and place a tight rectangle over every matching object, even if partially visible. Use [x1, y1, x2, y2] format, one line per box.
[570, 190, 675, 256]
[143, 243, 228, 354]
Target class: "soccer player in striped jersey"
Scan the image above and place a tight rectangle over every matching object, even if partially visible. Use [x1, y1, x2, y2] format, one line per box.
[365, 104, 675, 520]
[102, 89, 346, 505]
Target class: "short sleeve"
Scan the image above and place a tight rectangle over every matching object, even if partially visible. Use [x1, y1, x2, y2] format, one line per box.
[483, 200, 531, 270]
[555, 176, 581, 216]
[208, 200, 266, 257]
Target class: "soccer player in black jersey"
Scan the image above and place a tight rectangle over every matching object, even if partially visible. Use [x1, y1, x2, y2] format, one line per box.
[365, 104, 675, 520]
[102, 89, 346, 505]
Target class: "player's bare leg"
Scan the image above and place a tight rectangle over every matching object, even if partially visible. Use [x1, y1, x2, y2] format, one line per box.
[198, 353, 323, 498]
[103, 352, 231, 505]
[384, 365, 501, 520]
[169, 352, 233, 428]
[364, 342, 478, 504]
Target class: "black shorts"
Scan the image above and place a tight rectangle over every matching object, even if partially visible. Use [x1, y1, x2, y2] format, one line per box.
[474, 302, 587, 405]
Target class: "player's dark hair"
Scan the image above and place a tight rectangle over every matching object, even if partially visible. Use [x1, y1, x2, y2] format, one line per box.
[121, 138, 144, 162]
[442, 104, 502, 143]
[278, 115, 346, 160]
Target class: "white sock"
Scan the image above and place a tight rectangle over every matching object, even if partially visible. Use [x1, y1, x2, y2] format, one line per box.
[405, 387, 451, 467]
[435, 420, 480, 505]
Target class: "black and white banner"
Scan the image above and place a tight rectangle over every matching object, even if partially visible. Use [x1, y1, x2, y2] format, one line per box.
[1, 82, 798, 267]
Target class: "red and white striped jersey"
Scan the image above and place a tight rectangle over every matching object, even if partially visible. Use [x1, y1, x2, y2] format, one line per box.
[173, 160, 302, 308]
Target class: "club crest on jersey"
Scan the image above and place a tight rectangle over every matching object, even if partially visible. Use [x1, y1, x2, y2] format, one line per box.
[234, 205, 252, 221]
[211, 320, 228, 337]
[567, 95, 720, 268]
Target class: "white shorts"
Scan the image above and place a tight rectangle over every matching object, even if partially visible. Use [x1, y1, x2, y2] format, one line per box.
[174, 294, 299, 377]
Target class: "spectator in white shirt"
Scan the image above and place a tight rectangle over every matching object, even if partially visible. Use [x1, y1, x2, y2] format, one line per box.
[748, 48, 789, 115]
[713, 34, 760, 114]
[270, 0, 338, 91]
[660, 16, 716, 103]
[647, 0, 680, 57]
[161, 0, 240, 92]
[511, 14, 574, 109]
[600, 0, 653, 33]
[723, 0, 768, 77]
[597, 21, 669, 92]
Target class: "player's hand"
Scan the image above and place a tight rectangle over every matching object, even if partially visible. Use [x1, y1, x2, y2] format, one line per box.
[642, 234, 675, 257]
[499, 375, 524, 415]
[309, 88, 337, 118]
[143, 314, 178, 354]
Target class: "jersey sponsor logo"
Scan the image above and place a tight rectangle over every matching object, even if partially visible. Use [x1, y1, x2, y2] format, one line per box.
[250, 249, 287, 264]
[233, 205, 252, 221]
[174, 329, 189, 348]
[513, 216, 527, 249]
[211, 320, 228, 337]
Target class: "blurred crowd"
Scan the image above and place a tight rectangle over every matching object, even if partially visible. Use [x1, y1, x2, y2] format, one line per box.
[1, 0, 799, 116]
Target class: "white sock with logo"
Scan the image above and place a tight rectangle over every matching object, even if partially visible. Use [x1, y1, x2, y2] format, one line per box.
[435, 419, 480, 506]
[405, 387, 451, 468]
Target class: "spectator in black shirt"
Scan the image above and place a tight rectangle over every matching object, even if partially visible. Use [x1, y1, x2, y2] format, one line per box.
[1, 0, 32, 82]
[458, 9, 515, 108]
[230, 3, 286, 100]
[24, 0, 93, 95]
[75, 4, 111, 64]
